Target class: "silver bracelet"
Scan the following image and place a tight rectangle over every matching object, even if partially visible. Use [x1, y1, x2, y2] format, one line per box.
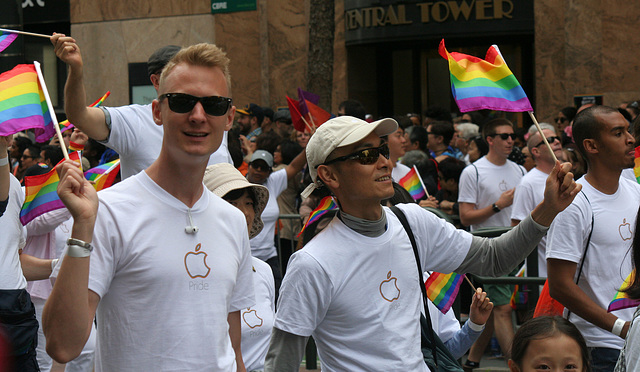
[612, 318, 626, 337]
[0, 157, 8, 167]
[66, 238, 93, 258]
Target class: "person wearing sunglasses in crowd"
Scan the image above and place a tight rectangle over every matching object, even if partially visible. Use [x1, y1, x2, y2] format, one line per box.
[265, 116, 580, 371]
[43, 44, 255, 371]
[458, 118, 528, 369]
[50, 35, 233, 180]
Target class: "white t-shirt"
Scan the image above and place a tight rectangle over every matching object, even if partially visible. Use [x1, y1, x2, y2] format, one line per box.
[511, 167, 548, 277]
[0, 174, 26, 290]
[274, 203, 472, 371]
[103, 104, 232, 179]
[458, 156, 526, 230]
[249, 168, 288, 261]
[621, 168, 636, 183]
[242, 257, 275, 372]
[82, 171, 255, 371]
[547, 176, 640, 349]
[392, 162, 411, 183]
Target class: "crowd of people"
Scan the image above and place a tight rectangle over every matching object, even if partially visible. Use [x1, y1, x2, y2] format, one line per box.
[0, 36, 639, 372]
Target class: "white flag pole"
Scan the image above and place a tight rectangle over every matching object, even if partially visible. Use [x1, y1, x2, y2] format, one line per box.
[34, 61, 69, 161]
[527, 111, 558, 164]
[0, 27, 51, 39]
[412, 165, 430, 198]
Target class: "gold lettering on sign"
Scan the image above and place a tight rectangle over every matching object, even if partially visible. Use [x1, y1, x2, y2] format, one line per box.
[345, 5, 413, 30]
[448, 0, 475, 20]
[494, 0, 513, 19]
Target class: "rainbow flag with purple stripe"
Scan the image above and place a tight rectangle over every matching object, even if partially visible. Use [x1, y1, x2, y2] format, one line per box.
[439, 39, 532, 113]
[297, 196, 338, 237]
[633, 147, 640, 184]
[425, 271, 464, 314]
[58, 91, 111, 133]
[0, 64, 54, 141]
[608, 269, 640, 312]
[398, 166, 426, 200]
[510, 264, 528, 309]
[20, 151, 81, 225]
[84, 159, 120, 191]
[0, 31, 18, 52]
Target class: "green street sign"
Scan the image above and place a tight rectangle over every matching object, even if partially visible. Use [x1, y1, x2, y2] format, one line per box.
[211, 0, 256, 14]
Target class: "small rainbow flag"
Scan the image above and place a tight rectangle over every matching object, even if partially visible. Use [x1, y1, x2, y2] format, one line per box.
[297, 196, 338, 237]
[510, 264, 528, 309]
[398, 166, 426, 201]
[425, 271, 464, 314]
[297, 88, 331, 128]
[20, 151, 81, 225]
[608, 269, 640, 312]
[0, 31, 18, 52]
[84, 158, 120, 191]
[633, 146, 640, 184]
[439, 39, 533, 113]
[58, 91, 111, 133]
[0, 64, 53, 141]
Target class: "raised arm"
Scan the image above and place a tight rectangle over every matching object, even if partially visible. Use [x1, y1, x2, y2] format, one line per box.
[42, 160, 100, 362]
[284, 148, 307, 181]
[50, 34, 109, 141]
[0, 136, 10, 211]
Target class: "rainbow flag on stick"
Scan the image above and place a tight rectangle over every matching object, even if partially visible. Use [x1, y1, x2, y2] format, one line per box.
[0, 31, 18, 52]
[510, 264, 528, 309]
[297, 196, 338, 237]
[398, 165, 427, 200]
[297, 88, 331, 128]
[633, 146, 640, 184]
[286, 95, 312, 133]
[0, 64, 53, 139]
[84, 159, 120, 191]
[20, 151, 81, 225]
[425, 271, 464, 314]
[439, 39, 533, 113]
[608, 269, 640, 312]
[58, 91, 111, 133]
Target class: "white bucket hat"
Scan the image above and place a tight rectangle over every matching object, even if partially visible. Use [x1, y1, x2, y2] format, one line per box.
[203, 163, 269, 239]
[301, 115, 398, 198]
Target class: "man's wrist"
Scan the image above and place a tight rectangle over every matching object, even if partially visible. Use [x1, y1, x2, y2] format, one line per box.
[467, 319, 485, 332]
[612, 318, 625, 337]
[0, 156, 8, 167]
[492, 203, 501, 213]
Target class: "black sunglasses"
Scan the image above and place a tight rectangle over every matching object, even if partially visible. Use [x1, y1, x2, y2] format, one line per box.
[319, 143, 390, 168]
[555, 117, 567, 123]
[535, 136, 561, 148]
[159, 93, 232, 116]
[489, 133, 517, 141]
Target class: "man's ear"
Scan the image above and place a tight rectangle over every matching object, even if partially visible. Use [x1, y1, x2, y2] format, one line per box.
[225, 106, 236, 131]
[436, 134, 444, 145]
[152, 99, 163, 126]
[583, 138, 598, 154]
[150, 74, 160, 91]
[317, 165, 339, 190]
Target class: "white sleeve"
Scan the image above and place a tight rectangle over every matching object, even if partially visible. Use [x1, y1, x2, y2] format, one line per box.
[102, 105, 148, 157]
[274, 251, 333, 337]
[457, 165, 477, 204]
[86, 199, 119, 298]
[546, 197, 590, 263]
[270, 169, 289, 198]
[229, 225, 256, 312]
[511, 180, 534, 222]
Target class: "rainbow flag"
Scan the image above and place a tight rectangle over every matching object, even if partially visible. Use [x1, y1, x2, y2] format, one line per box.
[58, 91, 111, 133]
[398, 166, 426, 200]
[425, 271, 464, 314]
[0, 31, 18, 52]
[510, 264, 528, 309]
[608, 269, 640, 312]
[439, 39, 533, 113]
[297, 196, 338, 237]
[20, 151, 81, 225]
[633, 146, 640, 184]
[84, 159, 120, 191]
[0, 64, 53, 140]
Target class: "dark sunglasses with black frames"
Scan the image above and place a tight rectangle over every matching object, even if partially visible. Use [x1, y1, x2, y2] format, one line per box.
[488, 133, 517, 141]
[159, 93, 232, 116]
[318, 143, 390, 168]
[535, 136, 561, 148]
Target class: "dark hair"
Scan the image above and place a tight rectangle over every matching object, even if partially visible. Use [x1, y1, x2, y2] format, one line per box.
[511, 316, 591, 372]
[482, 118, 513, 141]
[11, 136, 32, 158]
[255, 131, 283, 156]
[632, 114, 640, 147]
[625, 205, 640, 300]
[560, 106, 578, 123]
[279, 140, 303, 165]
[393, 115, 413, 130]
[222, 187, 255, 204]
[338, 99, 366, 120]
[409, 126, 429, 153]
[438, 157, 466, 183]
[572, 105, 619, 162]
[24, 145, 41, 159]
[262, 107, 274, 122]
[41, 145, 64, 166]
[424, 105, 451, 123]
[381, 182, 416, 206]
[227, 128, 244, 168]
[428, 121, 455, 145]
[469, 135, 489, 158]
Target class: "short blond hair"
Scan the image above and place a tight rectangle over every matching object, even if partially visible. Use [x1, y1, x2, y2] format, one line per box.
[159, 43, 232, 95]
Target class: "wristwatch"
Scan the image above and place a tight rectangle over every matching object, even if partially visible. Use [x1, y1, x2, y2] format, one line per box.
[492, 203, 501, 213]
[67, 238, 93, 258]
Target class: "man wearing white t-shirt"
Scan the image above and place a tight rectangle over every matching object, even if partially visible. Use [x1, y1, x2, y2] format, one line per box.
[458, 118, 526, 365]
[547, 106, 640, 372]
[43, 44, 255, 371]
[265, 116, 580, 371]
[387, 126, 411, 182]
[511, 126, 564, 277]
[50, 36, 232, 179]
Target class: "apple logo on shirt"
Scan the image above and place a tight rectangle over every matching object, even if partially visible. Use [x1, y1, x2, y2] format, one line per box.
[619, 218, 633, 241]
[380, 271, 401, 302]
[184, 243, 211, 278]
[243, 308, 264, 329]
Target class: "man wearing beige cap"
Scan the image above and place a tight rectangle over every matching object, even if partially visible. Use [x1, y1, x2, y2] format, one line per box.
[265, 116, 581, 371]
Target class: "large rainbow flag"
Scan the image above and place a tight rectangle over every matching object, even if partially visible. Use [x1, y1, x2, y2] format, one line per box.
[84, 159, 120, 191]
[425, 271, 464, 314]
[398, 166, 426, 200]
[297, 196, 338, 237]
[20, 151, 81, 225]
[0, 31, 17, 52]
[0, 64, 53, 141]
[439, 39, 533, 113]
[633, 146, 640, 184]
[608, 269, 640, 312]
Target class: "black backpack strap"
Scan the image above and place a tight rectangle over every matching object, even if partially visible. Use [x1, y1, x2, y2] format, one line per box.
[390, 206, 438, 367]
[566, 191, 594, 320]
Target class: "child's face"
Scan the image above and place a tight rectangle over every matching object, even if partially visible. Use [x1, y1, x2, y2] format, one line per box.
[508, 334, 584, 372]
